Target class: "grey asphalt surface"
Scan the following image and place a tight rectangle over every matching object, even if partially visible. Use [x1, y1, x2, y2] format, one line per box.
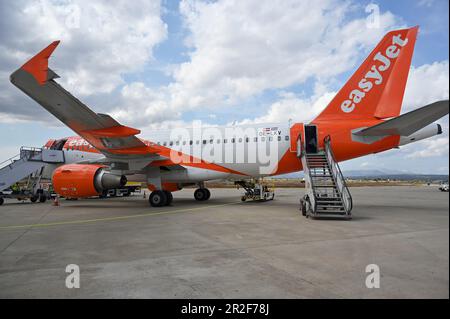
[0, 186, 448, 298]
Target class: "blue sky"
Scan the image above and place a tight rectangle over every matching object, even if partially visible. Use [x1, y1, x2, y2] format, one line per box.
[0, 0, 448, 174]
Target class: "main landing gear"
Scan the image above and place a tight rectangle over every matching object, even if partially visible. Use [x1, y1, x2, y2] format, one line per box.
[194, 188, 210, 201]
[149, 190, 173, 207]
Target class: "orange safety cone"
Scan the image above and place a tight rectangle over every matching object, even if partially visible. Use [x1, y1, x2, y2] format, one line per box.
[53, 195, 60, 206]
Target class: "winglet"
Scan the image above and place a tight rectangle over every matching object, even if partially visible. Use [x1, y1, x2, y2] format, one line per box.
[21, 41, 60, 85]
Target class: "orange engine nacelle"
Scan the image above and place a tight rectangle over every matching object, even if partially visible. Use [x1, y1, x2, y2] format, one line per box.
[52, 164, 127, 198]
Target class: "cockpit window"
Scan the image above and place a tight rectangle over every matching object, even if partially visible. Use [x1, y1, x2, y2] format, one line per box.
[50, 139, 68, 150]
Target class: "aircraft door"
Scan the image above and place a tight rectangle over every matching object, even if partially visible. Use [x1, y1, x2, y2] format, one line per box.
[304, 125, 318, 154]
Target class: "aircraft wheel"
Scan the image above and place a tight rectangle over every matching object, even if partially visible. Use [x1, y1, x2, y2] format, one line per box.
[300, 199, 307, 216]
[194, 188, 209, 201]
[204, 188, 211, 200]
[0, 197, 4, 205]
[164, 191, 173, 206]
[30, 196, 38, 203]
[39, 195, 47, 203]
[149, 190, 167, 207]
[241, 196, 246, 202]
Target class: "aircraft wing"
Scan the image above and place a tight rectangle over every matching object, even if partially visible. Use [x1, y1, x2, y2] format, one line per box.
[352, 100, 449, 142]
[10, 41, 157, 158]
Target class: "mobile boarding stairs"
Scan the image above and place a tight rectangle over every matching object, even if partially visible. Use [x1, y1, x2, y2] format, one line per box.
[297, 133, 353, 220]
[0, 147, 64, 205]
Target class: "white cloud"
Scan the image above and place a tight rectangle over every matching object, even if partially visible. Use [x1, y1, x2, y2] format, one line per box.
[0, 0, 167, 121]
[406, 136, 449, 158]
[112, 0, 402, 127]
[237, 85, 336, 125]
[417, 0, 435, 8]
[170, 0, 400, 110]
[402, 61, 449, 112]
[24, 0, 166, 95]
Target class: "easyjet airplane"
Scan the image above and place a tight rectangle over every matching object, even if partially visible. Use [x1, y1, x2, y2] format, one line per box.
[9, 26, 449, 207]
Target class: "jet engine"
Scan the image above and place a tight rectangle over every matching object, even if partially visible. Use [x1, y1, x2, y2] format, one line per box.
[52, 164, 127, 198]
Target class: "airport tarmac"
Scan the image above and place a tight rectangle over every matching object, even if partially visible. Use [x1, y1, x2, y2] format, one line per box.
[0, 186, 448, 298]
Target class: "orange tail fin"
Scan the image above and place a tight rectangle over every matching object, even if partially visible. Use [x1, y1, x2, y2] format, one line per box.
[313, 26, 418, 122]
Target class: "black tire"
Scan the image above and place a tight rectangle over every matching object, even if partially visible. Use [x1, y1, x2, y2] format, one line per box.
[39, 195, 47, 203]
[0, 197, 4, 205]
[300, 199, 307, 216]
[204, 188, 211, 200]
[149, 190, 167, 207]
[241, 196, 246, 202]
[194, 188, 207, 201]
[30, 196, 38, 203]
[164, 191, 173, 206]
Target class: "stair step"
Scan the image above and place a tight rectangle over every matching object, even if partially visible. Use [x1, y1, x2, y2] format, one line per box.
[316, 208, 345, 214]
[313, 212, 349, 217]
[316, 199, 342, 203]
[311, 174, 332, 177]
[317, 205, 344, 209]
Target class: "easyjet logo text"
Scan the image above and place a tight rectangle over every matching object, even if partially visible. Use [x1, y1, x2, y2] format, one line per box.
[341, 33, 409, 113]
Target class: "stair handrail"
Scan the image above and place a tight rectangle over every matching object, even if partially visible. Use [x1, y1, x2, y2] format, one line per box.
[297, 134, 317, 213]
[20, 146, 42, 160]
[323, 135, 353, 214]
[0, 153, 20, 167]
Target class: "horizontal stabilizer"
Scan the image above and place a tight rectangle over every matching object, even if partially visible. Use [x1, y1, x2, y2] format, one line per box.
[352, 100, 448, 143]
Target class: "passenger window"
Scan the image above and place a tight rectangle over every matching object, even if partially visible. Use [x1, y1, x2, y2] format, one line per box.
[163, 142, 167, 146]
[285, 135, 289, 141]
[190, 140, 193, 145]
[224, 139, 227, 143]
[203, 140, 207, 144]
[176, 141, 180, 146]
[169, 141, 173, 146]
[277, 136, 281, 141]
[209, 139, 213, 144]
[231, 138, 235, 143]
[245, 137, 249, 143]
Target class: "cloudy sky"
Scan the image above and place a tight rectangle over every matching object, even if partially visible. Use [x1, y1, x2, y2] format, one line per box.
[0, 0, 448, 174]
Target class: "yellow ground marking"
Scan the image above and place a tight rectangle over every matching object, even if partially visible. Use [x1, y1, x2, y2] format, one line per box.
[0, 202, 239, 231]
